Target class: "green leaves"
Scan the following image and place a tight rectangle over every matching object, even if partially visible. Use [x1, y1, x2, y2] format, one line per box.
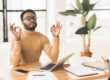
[59, 0, 96, 17]
[76, 0, 83, 11]
[59, 0, 100, 35]
[82, 0, 90, 11]
[89, 4, 95, 10]
[88, 14, 96, 30]
[59, 9, 81, 16]
[59, 10, 76, 16]
[75, 27, 88, 34]
[93, 26, 101, 31]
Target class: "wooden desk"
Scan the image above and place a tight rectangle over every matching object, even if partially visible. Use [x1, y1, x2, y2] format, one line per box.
[1, 62, 110, 80]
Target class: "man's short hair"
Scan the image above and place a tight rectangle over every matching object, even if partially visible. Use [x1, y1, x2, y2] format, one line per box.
[20, 9, 36, 21]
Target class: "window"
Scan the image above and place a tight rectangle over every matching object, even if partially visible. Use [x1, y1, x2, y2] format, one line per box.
[0, 0, 3, 42]
[0, 0, 3, 9]
[0, 0, 47, 42]
[0, 13, 3, 42]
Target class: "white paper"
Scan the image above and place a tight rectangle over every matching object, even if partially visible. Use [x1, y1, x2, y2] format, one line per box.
[26, 71, 57, 80]
[64, 65, 103, 77]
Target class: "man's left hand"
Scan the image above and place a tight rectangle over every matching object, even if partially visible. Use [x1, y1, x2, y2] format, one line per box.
[51, 21, 62, 37]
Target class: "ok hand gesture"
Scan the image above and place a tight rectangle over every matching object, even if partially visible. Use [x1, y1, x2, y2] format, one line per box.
[51, 21, 62, 37]
[10, 23, 21, 41]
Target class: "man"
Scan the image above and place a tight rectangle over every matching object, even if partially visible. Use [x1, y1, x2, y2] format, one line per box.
[10, 9, 62, 66]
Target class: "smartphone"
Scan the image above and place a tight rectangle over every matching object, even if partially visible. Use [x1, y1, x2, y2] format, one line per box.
[15, 69, 29, 74]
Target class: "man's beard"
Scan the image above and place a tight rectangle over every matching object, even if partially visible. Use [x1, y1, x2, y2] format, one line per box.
[24, 23, 37, 31]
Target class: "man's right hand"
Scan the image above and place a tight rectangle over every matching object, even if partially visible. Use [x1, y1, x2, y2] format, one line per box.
[10, 23, 21, 41]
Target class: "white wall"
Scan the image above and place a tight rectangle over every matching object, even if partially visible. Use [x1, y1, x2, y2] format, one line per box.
[0, 43, 10, 67]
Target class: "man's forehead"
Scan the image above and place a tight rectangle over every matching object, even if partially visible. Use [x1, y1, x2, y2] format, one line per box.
[23, 12, 36, 18]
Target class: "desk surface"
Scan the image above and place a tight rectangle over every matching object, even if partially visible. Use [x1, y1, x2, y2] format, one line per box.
[0, 62, 110, 80]
[0, 52, 110, 80]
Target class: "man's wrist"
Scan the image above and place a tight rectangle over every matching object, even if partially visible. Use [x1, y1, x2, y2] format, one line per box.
[53, 35, 59, 37]
[15, 38, 20, 41]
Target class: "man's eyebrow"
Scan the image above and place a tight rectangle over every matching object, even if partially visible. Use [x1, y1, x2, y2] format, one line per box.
[25, 16, 36, 17]
[23, 16, 36, 19]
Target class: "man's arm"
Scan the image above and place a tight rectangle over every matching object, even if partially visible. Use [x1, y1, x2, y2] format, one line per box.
[43, 21, 62, 61]
[10, 38, 25, 66]
[43, 36, 59, 61]
[10, 23, 25, 66]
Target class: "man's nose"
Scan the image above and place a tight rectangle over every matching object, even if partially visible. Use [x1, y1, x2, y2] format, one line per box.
[30, 19, 34, 22]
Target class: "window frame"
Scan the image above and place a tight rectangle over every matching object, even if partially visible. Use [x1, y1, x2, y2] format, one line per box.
[0, 0, 47, 42]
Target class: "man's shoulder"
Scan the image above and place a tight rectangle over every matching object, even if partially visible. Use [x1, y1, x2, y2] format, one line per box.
[36, 32, 48, 38]
[36, 32, 49, 41]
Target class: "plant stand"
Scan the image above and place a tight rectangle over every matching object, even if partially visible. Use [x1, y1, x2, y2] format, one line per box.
[80, 51, 92, 57]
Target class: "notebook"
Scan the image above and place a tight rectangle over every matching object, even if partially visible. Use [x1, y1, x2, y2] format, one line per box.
[31, 53, 74, 71]
[26, 71, 57, 80]
[82, 61, 105, 70]
[64, 65, 98, 77]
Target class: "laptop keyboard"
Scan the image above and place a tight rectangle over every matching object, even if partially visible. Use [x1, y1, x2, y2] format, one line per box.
[40, 63, 56, 70]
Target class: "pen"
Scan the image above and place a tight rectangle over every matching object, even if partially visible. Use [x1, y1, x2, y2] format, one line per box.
[101, 56, 106, 63]
[33, 74, 45, 76]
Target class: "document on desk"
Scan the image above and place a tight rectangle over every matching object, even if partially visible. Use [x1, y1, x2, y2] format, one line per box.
[64, 65, 98, 77]
[82, 61, 105, 70]
[26, 71, 57, 80]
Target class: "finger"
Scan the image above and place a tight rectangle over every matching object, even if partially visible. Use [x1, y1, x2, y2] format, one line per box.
[18, 27, 21, 34]
[60, 23, 62, 29]
[51, 25, 55, 32]
[10, 23, 15, 31]
[56, 21, 59, 27]
[14, 27, 21, 33]
[56, 21, 60, 28]
[10, 23, 15, 28]
[13, 27, 18, 31]
[51, 25, 55, 29]
[10, 24, 12, 31]
[12, 27, 21, 36]
[52, 25, 55, 28]
[58, 21, 60, 27]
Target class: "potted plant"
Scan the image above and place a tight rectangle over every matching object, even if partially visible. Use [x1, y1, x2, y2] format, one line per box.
[59, 0, 101, 57]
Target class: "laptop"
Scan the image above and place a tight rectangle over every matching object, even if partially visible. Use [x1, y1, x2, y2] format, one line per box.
[31, 53, 74, 71]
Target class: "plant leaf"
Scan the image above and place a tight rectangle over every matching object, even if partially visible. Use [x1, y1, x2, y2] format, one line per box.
[59, 10, 77, 16]
[75, 27, 88, 34]
[74, 8, 82, 14]
[85, 3, 96, 16]
[59, 9, 82, 16]
[93, 26, 101, 31]
[89, 4, 95, 10]
[76, 0, 83, 11]
[82, 0, 90, 11]
[88, 14, 96, 30]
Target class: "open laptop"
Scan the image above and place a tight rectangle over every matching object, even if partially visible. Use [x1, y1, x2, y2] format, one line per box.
[31, 53, 74, 71]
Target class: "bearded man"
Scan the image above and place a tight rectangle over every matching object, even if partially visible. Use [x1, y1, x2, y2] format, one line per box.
[10, 9, 62, 66]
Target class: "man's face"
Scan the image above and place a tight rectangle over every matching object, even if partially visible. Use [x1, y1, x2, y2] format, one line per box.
[22, 12, 37, 31]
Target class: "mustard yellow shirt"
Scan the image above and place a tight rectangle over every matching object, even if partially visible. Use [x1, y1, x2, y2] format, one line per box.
[10, 28, 59, 66]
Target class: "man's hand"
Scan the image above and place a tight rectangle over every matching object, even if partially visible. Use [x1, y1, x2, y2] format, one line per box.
[10, 23, 21, 41]
[51, 21, 62, 37]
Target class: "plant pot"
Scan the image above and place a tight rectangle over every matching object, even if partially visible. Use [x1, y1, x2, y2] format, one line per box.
[80, 51, 92, 57]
